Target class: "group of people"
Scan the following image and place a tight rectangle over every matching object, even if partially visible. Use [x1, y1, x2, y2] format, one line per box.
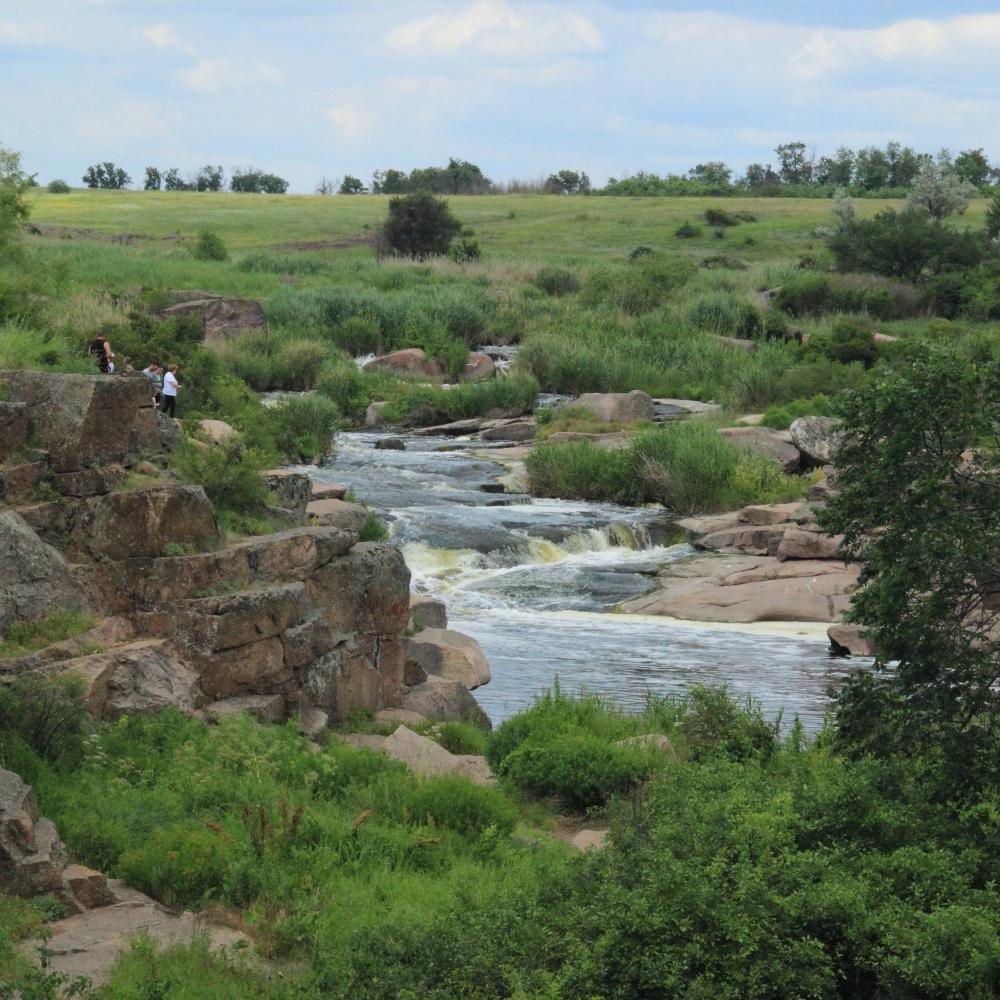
[141, 361, 181, 417]
[88, 333, 180, 416]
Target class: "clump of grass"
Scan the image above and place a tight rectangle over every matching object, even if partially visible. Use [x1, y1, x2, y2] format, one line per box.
[687, 291, 762, 337]
[0, 610, 95, 659]
[533, 266, 580, 297]
[380, 373, 539, 426]
[761, 393, 836, 429]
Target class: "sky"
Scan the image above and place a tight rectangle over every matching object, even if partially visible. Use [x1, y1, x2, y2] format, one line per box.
[3, 1, 1000, 192]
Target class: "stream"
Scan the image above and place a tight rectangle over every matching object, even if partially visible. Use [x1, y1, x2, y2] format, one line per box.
[303, 430, 853, 729]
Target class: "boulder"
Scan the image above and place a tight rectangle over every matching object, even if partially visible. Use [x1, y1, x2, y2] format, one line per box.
[181, 582, 310, 651]
[364, 348, 446, 379]
[574, 390, 654, 424]
[25, 485, 222, 563]
[790, 416, 842, 466]
[61, 864, 114, 910]
[571, 829, 609, 851]
[381, 725, 493, 785]
[719, 427, 801, 473]
[0, 460, 47, 503]
[412, 418, 484, 437]
[155, 410, 182, 452]
[63, 640, 204, 718]
[306, 497, 370, 534]
[374, 438, 406, 451]
[403, 628, 491, 690]
[402, 676, 491, 730]
[51, 464, 126, 498]
[311, 483, 348, 501]
[0, 370, 158, 472]
[264, 470, 312, 523]
[480, 419, 537, 442]
[162, 296, 266, 340]
[462, 353, 496, 381]
[828, 624, 875, 657]
[0, 400, 29, 461]
[737, 502, 806, 526]
[776, 528, 844, 561]
[0, 510, 87, 631]
[365, 401, 389, 427]
[698, 524, 790, 556]
[0, 768, 68, 901]
[194, 418, 238, 444]
[410, 595, 448, 631]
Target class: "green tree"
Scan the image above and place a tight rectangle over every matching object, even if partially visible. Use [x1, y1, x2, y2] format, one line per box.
[194, 165, 224, 192]
[0, 145, 31, 262]
[986, 187, 1000, 241]
[774, 141, 812, 184]
[82, 161, 130, 189]
[814, 146, 855, 186]
[379, 191, 462, 259]
[338, 175, 366, 195]
[687, 161, 732, 189]
[144, 166, 162, 190]
[954, 147, 992, 187]
[822, 347, 1000, 784]
[907, 154, 976, 220]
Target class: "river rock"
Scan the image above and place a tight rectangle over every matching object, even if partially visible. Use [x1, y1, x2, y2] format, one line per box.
[462, 353, 496, 381]
[410, 595, 448, 631]
[0, 510, 87, 631]
[403, 628, 491, 690]
[365, 401, 389, 427]
[0, 768, 69, 901]
[620, 554, 859, 624]
[790, 416, 843, 466]
[374, 437, 406, 450]
[719, 427, 801, 473]
[480, 419, 537, 442]
[737, 502, 806, 526]
[264, 470, 312, 523]
[402, 676, 491, 730]
[0, 460, 47, 503]
[412, 418, 484, 437]
[574, 390, 654, 424]
[306, 498, 369, 533]
[382, 726, 493, 785]
[776, 527, 844, 561]
[162, 296, 266, 340]
[204, 694, 286, 724]
[828, 624, 875, 656]
[364, 348, 445, 379]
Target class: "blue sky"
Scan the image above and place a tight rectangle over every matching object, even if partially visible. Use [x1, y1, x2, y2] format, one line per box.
[3, 1, 999, 191]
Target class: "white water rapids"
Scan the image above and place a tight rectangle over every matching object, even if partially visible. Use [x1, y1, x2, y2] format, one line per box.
[302, 431, 853, 728]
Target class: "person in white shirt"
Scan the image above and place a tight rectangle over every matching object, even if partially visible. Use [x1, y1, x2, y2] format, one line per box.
[162, 364, 181, 417]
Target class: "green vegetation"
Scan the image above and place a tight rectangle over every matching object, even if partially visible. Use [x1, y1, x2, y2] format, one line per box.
[0, 611, 95, 660]
[527, 423, 804, 513]
[2, 678, 998, 998]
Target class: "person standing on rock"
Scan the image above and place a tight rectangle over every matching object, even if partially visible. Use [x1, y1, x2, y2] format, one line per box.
[89, 333, 114, 374]
[162, 364, 181, 417]
[142, 362, 164, 407]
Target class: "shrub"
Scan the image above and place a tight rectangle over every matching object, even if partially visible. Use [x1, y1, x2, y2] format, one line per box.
[534, 267, 580, 296]
[447, 237, 481, 263]
[525, 440, 634, 503]
[761, 393, 835, 429]
[380, 374, 538, 427]
[190, 228, 228, 262]
[236, 252, 331, 276]
[171, 437, 271, 530]
[704, 207, 740, 227]
[380, 192, 462, 259]
[403, 777, 517, 837]
[499, 733, 648, 809]
[0, 674, 89, 769]
[266, 394, 340, 463]
[675, 221, 701, 238]
[806, 316, 879, 368]
[46, 179, 70, 194]
[359, 513, 389, 542]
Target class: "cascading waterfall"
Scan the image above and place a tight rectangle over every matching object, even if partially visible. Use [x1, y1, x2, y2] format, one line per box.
[302, 429, 849, 726]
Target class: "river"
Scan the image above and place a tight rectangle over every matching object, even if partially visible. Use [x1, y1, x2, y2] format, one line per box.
[302, 430, 853, 729]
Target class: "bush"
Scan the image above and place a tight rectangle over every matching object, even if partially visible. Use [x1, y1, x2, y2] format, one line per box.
[380, 373, 538, 427]
[499, 734, 648, 809]
[404, 777, 517, 837]
[534, 267, 580, 297]
[190, 228, 228, 262]
[171, 437, 271, 531]
[675, 221, 702, 238]
[525, 440, 635, 503]
[46, 179, 70, 194]
[380, 192, 462, 259]
[0, 674, 89, 769]
[266, 394, 340, 463]
[704, 207, 741, 227]
[761, 393, 835, 429]
[806, 316, 879, 368]
[447, 237, 481, 263]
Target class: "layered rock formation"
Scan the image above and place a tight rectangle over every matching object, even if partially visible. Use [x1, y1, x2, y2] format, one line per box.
[0, 370, 482, 730]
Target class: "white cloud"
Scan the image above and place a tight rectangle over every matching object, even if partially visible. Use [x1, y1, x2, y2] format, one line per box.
[325, 103, 371, 141]
[179, 57, 283, 92]
[76, 100, 173, 142]
[141, 22, 180, 49]
[382, 0, 602, 58]
[0, 21, 57, 44]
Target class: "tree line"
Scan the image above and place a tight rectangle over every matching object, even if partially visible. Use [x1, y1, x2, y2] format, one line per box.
[81, 162, 289, 194]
